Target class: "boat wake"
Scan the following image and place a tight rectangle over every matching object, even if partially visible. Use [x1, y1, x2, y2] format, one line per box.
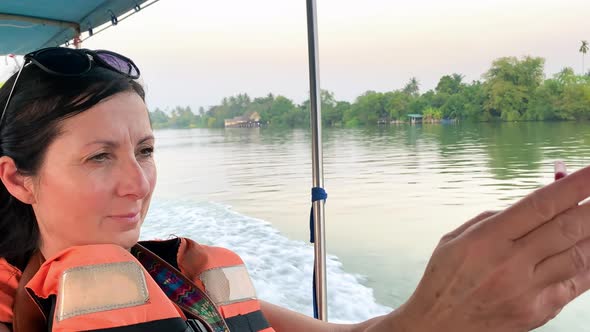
[142, 199, 392, 323]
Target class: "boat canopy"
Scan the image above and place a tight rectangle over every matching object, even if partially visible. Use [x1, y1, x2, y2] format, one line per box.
[0, 0, 155, 55]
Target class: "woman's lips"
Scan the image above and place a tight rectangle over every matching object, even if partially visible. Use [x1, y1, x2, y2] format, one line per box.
[108, 212, 140, 223]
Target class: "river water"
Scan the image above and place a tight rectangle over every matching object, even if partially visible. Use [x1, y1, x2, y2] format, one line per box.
[144, 122, 590, 330]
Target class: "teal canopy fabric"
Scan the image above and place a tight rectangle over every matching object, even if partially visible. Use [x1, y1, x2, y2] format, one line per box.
[0, 0, 152, 55]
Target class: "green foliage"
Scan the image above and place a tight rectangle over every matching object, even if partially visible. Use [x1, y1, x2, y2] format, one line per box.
[483, 56, 545, 121]
[148, 108, 169, 129]
[461, 81, 487, 121]
[169, 106, 197, 128]
[436, 74, 464, 95]
[441, 94, 467, 119]
[150, 55, 590, 129]
[345, 91, 386, 126]
[384, 91, 411, 120]
[423, 107, 442, 120]
[402, 77, 420, 96]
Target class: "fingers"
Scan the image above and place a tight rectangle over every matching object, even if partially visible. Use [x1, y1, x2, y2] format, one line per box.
[532, 238, 590, 289]
[538, 268, 590, 319]
[490, 164, 590, 240]
[561, 268, 590, 303]
[439, 210, 498, 244]
[527, 271, 589, 331]
[444, 160, 567, 244]
[517, 202, 590, 264]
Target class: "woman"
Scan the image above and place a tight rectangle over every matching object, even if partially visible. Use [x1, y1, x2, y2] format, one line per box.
[1, 47, 590, 332]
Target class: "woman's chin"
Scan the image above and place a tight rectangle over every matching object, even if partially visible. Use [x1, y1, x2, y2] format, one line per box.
[110, 230, 141, 250]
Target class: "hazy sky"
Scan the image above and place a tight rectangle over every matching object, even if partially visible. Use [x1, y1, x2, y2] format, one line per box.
[2, 0, 590, 111]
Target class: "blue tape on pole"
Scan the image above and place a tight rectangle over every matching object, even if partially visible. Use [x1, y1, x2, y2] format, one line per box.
[310, 187, 328, 243]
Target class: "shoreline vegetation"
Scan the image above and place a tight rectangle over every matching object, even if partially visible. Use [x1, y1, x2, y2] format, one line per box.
[150, 56, 590, 129]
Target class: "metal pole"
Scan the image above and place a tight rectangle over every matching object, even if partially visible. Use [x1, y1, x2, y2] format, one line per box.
[305, 0, 327, 321]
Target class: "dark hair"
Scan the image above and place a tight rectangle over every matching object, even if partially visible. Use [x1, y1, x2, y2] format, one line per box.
[0, 64, 145, 270]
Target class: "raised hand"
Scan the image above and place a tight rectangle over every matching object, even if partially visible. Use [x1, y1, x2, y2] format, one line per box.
[377, 163, 589, 332]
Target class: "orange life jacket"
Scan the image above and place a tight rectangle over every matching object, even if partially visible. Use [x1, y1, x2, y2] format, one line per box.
[0, 257, 19, 325]
[1, 237, 275, 332]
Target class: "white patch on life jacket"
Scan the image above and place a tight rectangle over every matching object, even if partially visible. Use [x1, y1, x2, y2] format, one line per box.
[200, 264, 257, 306]
[56, 261, 149, 321]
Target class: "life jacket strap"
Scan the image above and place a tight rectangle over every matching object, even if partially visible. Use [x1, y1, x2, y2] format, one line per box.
[13, 251, 46, 332]
[186, 319, 210, 332]
[131, 244, 230, 332]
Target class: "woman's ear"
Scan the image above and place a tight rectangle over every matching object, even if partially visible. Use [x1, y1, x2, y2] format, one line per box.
[0, 156, 36, 204]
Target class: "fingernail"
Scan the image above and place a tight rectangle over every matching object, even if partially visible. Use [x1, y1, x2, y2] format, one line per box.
[554, 161, 567, 180]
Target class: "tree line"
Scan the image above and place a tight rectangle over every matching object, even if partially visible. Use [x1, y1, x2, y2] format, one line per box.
[149, 55, 590, 129]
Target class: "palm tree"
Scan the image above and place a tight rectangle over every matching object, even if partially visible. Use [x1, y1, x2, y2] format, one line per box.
[579, 40, 589, 74]
[403, 77, 420, 96]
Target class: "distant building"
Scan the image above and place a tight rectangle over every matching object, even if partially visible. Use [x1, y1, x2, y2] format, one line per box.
[224, 112, 262, 128]
[407, 114, 423, 124]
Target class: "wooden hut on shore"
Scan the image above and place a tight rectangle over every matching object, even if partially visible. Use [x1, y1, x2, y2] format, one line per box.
[407, 114, 423, 124]
[224, 112, 262, 128]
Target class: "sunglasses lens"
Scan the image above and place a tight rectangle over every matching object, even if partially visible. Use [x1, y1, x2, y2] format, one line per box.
[95, 52, 140, 78]
[32, 48, 90, 75]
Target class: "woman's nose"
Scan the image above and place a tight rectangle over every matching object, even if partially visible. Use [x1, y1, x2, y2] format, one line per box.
[116, 158, 151, 199]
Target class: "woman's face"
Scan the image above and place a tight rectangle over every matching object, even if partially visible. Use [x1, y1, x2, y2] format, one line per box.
[29, 92, 156, 257]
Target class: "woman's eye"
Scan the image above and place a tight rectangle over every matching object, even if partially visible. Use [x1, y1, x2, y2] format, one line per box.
[139, 147, 154, 157]
[90, 153, 110, 162]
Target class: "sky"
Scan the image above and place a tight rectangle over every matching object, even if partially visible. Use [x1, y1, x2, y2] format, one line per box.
[2, 0, 590, 111]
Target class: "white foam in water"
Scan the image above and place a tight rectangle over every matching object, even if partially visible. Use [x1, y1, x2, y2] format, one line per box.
[141, 199, 392, 323]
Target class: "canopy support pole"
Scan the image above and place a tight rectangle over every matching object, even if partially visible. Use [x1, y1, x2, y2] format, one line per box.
[0, 13, 79, 31]
[305, 0, 327, 321]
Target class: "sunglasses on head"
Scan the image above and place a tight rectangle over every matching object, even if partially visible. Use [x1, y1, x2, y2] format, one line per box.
[0, 47, 140, 128]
